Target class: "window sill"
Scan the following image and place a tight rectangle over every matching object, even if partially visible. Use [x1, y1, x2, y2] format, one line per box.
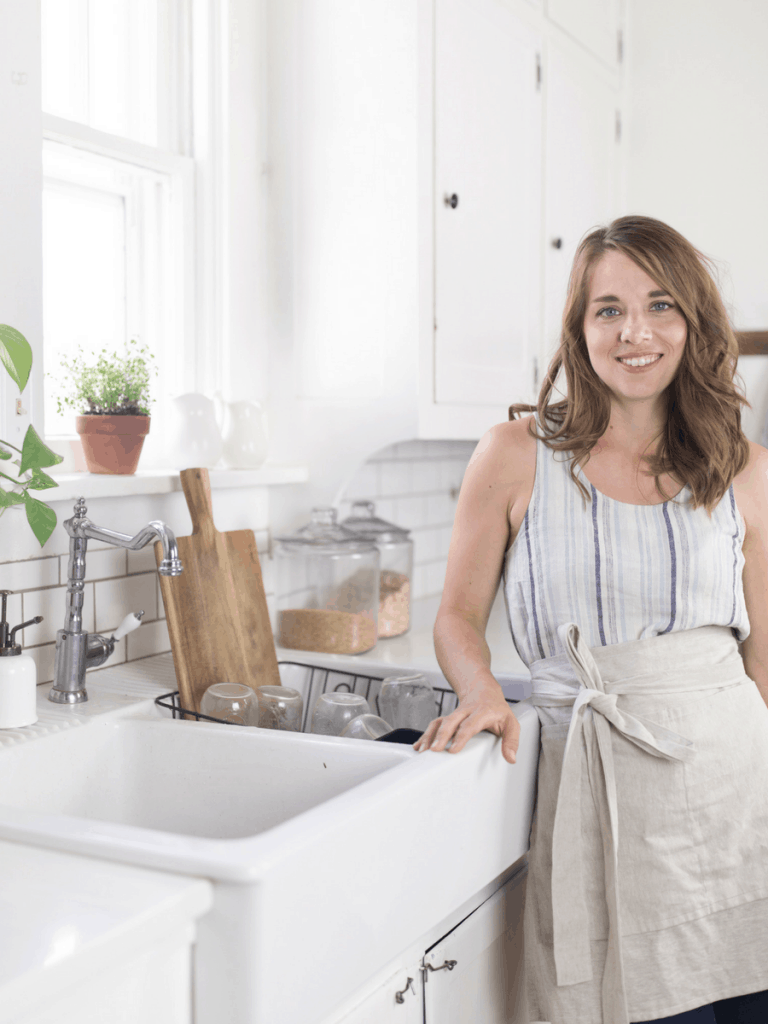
[46, 464, 309, 502]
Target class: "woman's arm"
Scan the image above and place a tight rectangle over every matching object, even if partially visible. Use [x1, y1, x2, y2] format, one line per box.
[415, 420, 524, 762]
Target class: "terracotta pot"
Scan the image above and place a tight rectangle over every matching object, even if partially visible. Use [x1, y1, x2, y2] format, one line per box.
[75, 415, 150, 475]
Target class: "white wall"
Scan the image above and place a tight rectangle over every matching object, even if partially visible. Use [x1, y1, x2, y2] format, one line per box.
[626, 0, 768, 443]
[262, 0, 420, 540]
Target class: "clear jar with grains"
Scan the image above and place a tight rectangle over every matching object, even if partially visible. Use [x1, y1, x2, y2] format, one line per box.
[340, 501, 413, 638]
[273, 507, 380, 655]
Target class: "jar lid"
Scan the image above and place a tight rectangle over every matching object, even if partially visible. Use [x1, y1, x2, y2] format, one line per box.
[274, 507, 378, 553]
[340, 501, 411, 544]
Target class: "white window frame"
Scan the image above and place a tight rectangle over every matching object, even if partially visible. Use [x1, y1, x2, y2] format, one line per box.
[38, 0, 228, 454]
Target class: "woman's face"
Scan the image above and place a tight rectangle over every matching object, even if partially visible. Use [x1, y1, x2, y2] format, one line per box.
[582, 250, 688, 420]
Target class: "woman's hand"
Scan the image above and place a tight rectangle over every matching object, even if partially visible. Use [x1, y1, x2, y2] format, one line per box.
[412, 681, 520, 764]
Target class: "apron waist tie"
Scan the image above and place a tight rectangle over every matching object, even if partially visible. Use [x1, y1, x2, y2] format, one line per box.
[530, 622, 739, 1024]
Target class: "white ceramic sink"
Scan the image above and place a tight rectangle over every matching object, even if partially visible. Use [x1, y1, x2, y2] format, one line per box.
[0, 656, 540, 1024]
[0, 714, 409, 840]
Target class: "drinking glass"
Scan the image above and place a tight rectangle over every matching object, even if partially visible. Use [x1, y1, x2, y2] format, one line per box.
[256, 685, 303, 732]
[310, 691, 371, 736]
[340, 713, 394, 740]
[378, 673, 436, 731]
[199, 682, 260, 726]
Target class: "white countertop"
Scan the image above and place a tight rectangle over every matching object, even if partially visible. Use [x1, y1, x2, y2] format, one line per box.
[0, 838, 212, 1020]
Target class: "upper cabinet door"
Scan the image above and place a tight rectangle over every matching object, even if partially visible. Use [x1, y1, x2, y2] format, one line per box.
[434, 0, 542, 411]
[546, 0, 623, 69]
[542, 37, 620, 358]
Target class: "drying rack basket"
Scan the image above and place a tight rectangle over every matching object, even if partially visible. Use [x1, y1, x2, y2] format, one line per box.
[154, 659, 520, 732]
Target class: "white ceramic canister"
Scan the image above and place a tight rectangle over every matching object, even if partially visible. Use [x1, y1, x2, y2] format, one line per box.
[0, 591, 42, 729]
[167, 393, 224, 469]
[221, 400, 269, 469]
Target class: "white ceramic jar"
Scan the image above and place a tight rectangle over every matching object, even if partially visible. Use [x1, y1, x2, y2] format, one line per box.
[167, 393, 223, 469]
[221, 400, 269, 469]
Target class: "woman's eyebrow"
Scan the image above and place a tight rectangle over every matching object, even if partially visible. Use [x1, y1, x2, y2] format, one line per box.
[590, 289, 671, 303]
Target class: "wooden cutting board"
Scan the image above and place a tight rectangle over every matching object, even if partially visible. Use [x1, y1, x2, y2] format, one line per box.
[154, 467, 281, 716]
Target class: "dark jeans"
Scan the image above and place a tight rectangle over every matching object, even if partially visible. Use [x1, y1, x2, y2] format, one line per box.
[632, 987, 768, 1023]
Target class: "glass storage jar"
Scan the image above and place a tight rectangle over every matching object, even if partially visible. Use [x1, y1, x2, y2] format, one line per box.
[340, 501, 413, 638]
[273, 507, 380, 655]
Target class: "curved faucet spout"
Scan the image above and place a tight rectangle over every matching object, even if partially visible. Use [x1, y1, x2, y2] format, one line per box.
[50, 499, 184, 704]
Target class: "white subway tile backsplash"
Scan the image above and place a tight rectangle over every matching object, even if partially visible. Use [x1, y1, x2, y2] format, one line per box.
[426, 493, 453, 526]
[94, 573, 157, 633]
[410, 459, 441, 493]
[23, 585, 94, 646]
[126, 618, 170, 661]
[0, 557, 59, 592]
[379, 460, 412, 496]
[393, 496, 427, 531]
[410, 527, 439, 564]
[412, 564, 428, 601]
[254, 529, 270, 555]
[438, 525, 454, 558]
[372, 497, 396, 524]
[84, 547, 128, 580]
[259, 556, 275, 596]
[127, 547, 158, 574]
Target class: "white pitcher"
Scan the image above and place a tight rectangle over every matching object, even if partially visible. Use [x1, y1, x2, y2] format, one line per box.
[221, 399, 269, 469]
[167, 393, 223, 469]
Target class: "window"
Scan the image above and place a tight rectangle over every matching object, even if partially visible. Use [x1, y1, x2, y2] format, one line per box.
[40, 0, 211, 463]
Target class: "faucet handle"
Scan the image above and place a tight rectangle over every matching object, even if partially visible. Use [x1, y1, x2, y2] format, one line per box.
[74, 496, 87, 518]
[112, 610, 145, 641]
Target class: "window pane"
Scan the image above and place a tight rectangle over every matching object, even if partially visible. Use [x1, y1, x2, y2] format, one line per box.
[42, 182, 127, 436]
[42, 0, 161, 148]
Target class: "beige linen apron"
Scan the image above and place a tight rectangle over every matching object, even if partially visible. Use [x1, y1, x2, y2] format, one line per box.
[518, 621, 768, 1024]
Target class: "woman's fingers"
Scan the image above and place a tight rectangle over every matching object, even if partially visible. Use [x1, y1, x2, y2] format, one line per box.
[413, 706, 519, 763]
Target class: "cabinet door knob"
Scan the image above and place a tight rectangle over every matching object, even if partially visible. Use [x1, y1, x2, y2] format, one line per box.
[551, 237, 563, 249]
[443, 193, 459, 209]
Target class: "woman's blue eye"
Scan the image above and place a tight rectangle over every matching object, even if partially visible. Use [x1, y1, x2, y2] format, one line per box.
[652, 301, 672, 311]
[597, 307, 620, 317]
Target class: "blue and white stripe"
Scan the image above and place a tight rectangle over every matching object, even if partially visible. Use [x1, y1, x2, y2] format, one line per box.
[502, 411, 749, 667]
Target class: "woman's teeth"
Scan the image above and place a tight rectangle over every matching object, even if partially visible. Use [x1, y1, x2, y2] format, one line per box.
[617, 354, 662, 367]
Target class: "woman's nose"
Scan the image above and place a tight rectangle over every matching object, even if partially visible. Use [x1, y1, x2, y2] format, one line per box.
[620, 317, 653, 343]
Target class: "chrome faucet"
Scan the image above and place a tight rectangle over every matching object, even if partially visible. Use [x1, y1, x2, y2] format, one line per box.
[49, 497, 183, 704]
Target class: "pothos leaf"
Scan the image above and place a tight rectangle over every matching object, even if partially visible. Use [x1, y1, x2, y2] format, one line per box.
[26, 468, 58, 491]
[19, 425, 64, 475]
[22, 491, 57, 547]
[0, 324, 32, 393]
[0, 488, 25, 508]
[0, 446, 12, 461]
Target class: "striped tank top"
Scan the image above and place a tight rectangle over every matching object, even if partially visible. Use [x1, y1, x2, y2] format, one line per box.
[502, 410, 750, 668]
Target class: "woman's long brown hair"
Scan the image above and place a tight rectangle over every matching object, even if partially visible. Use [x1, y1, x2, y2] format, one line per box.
[509, 215, 751, 518]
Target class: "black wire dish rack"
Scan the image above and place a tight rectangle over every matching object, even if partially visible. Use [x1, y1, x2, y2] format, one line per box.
[154, 660, 520, 745]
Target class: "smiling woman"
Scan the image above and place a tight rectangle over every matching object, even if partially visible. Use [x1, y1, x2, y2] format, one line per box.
[510, 215, 751, 516]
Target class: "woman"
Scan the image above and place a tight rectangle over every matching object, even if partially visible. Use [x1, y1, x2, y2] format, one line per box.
[413, 216, 768, 1024]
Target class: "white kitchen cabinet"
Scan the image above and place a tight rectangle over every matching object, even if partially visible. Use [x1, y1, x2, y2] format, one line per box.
[269, 0, 625, 454]
[432, 0, 542, 415]
[422, 866, 528, 1023]
[334, 959, 425, 1023]
[330, 865, 529, 1024]
[546, 0, 624, 70]
[542, 32, 622, 360]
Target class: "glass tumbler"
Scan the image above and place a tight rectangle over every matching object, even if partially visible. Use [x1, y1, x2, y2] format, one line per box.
[199, 682, 260, 726]
[340, 713, 393, 740]
[310, 691, 371, 736]
[256, 685, 303, 732]
[378, 673, 436, 731]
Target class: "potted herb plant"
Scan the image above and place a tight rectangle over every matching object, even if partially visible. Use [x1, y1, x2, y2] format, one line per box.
[0, 324, 63, 547]
[54, 339, 157, 475]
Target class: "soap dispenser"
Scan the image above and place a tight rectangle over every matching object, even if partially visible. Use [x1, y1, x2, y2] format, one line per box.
[0, 590, 43, 728]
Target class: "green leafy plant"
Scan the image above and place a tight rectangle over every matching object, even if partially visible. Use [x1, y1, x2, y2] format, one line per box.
[53, 338, 157, 416]
[0, 324, 63, 547]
